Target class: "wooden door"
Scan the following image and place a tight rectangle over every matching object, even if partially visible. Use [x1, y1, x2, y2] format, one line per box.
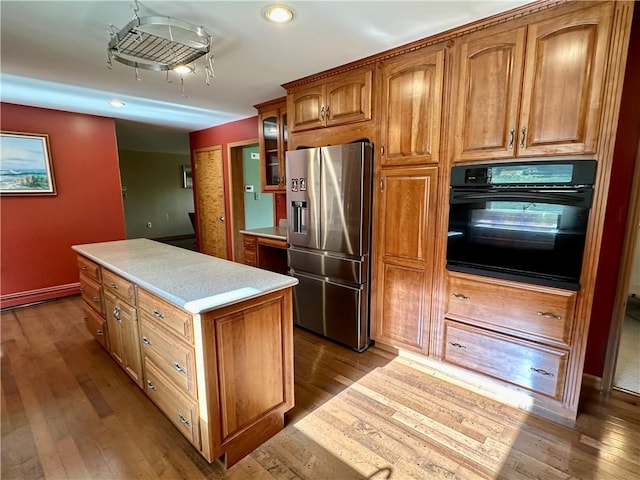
[372, 166, 438, 353]
[518, 2, 613, 156]
[193, 146, 228, 259]
[379, 47, 444, 166]
[288, 84, 325, 132]
[325, 66, 373, 128]
[452, 27, 526, 161]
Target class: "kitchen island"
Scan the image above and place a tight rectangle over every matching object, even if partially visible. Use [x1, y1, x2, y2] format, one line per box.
[73, 238, 297, 468]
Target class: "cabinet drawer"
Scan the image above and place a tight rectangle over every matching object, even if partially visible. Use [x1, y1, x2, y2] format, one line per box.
[77, 255, 101, 283]
[446, 273, 576, 346]
[243, 236, 257, 249]
[84, 305, 108, 350]
[138, 289, 193, 343]
[102, 269, 136, 306]
[140, 317, 197, 398]
[244, 250, 257, 266]
[80, 273, 104, 316]
[144, 358, 200, 448]
[443, 320, 567, 400]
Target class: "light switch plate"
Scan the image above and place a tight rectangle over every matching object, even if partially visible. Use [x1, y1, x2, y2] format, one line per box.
[250, 152, 260, 160]
[244, 185, 254, 192]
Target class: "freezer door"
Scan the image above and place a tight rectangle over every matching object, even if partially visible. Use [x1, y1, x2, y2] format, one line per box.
[291, 270, 370, 351]
[320, 143, 373, 256]
[288, 247, 368, 285]
[286, 148, 321, 250]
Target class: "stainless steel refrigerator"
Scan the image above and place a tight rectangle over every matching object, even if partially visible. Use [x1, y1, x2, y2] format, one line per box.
[286, 142, 373, 351]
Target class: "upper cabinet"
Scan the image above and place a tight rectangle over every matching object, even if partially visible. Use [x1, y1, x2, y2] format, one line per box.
[452, 2, 613, 161]
[378, 47, 445, 166]
[256, 98, 288, 192]
[287, 66, 373, 133]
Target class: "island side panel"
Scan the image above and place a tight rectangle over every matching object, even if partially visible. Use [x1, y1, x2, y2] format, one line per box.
[197, 287, 294, 466]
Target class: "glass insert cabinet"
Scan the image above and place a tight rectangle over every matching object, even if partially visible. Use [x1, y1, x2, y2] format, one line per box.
[255, 97, 288, 192]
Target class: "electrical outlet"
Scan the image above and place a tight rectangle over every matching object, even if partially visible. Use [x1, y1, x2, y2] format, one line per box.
[147, 222, 152, 228]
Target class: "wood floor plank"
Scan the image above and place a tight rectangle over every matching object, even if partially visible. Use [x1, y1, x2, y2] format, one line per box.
[3, 296, 640, 480]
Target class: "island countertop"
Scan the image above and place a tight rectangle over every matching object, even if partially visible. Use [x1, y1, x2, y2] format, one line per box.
[72, 238, 297, 314]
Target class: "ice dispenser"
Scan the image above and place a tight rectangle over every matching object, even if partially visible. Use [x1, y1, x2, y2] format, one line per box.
[291, 201, 307, 234]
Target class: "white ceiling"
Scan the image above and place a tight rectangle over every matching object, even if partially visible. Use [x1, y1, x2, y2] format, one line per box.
[1, 1, 533, 139]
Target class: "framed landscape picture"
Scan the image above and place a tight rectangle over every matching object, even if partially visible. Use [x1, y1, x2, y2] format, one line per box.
[1, 131, 56, 195]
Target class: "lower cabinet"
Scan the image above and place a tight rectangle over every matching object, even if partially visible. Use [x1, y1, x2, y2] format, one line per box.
[83, 305, 108, 350]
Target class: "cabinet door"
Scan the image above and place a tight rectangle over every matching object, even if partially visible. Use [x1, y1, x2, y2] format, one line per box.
[519, 2, 612, 156]
[259, 108, 282, 191]
[104, 292, 125, 368]
[288, 84, 325, 132]
[453, 27, 526, 161]
[325, 67, 373, 128]
[373, 167, 438, 352]
[105, 291, 142, 387]
[380, 47, 444, 166]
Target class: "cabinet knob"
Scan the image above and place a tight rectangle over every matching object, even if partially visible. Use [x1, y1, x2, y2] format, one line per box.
[96, 329, 104, 336]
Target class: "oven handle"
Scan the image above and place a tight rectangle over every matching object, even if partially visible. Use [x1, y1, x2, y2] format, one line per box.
[450, 190, 592, 207]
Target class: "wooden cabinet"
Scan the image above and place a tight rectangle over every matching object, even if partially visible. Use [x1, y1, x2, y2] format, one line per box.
[138, 288, 194, 343]
[242, 235, 257, 267]
[77, 256, 107, 348]
[83, 305, 108, 350]
[242, 233, 288, 273]
[288, 66, 373, 133]
[378, 46, 445, 166]
[256, 97, 288, 191]
[372, 166, 438, 353]
[104, 288, 143, 388]
[443, 320, 568, 400]
[452, 2, 613, 161]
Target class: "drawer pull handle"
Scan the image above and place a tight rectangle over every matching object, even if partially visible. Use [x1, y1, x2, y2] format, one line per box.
[96, 329, 104, 336]
[113, 306, 120, 321]
[174, 362, 187, 374]
[178, 413, 191, 426]
[81, 266, 88, 271]
[152, 309, 165, 319]
[92, 296, 100, 302]
[537, 311, 562, 320]
[451, 293, 470, 301]
[508, 127, 515, 149]
[146, 380, 157, 391]
[448, 342, 467, 350]
[108, 282, 118, 289]
[142, 336, 152, 346]
[530, 367, 554, 377]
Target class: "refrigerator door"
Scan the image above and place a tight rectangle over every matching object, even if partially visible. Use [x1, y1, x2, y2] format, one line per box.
[286, 148, 321, 250]
[320, 143, 372, 257]
[291, 269, 370, 351]
[289, 247, 368, 285]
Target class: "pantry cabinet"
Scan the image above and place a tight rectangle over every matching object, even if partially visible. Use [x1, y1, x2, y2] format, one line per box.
[288, 66, 373, 132]
[256, 97, 288, 191]
[378, 46, 445, 166]
[452, 2, 613, 161]
[372, 166, 438, 353]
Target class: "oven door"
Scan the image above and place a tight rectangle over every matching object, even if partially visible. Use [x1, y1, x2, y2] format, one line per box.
[446, 189, 592, 290]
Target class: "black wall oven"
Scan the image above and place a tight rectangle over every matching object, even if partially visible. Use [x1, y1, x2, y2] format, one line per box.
[446, 160, 597, 291]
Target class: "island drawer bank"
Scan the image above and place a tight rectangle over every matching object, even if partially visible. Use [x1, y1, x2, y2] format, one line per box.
[72, 239, 297, 468]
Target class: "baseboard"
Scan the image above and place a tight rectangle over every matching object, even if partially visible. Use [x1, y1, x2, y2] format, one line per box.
[1, 282, 81, 310]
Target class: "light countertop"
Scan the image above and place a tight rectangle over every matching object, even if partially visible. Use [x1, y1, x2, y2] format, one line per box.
[72, 239, 297, 314]
[239, 226, 288, 241]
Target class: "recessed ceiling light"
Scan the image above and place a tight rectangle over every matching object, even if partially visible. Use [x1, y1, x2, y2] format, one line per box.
[264, 5, 294, 24]
[109, 99, 126, 107]
[173, 65, 193, 75]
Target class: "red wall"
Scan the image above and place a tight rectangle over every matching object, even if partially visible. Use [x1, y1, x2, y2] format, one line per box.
[1, 103, 126, 308]
[584, 9, 640, 377]
[189, 116, 258, 258]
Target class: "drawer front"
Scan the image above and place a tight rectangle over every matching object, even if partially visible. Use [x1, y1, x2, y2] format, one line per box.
[102, 269, 136, 305]
[443, 321, 567, 400]
[80, 273, 104, 316]
[144, 358, 200, 448]
[84, 305, 108, 350]
[243, 235, 257, 249]
[244, 249, 257, 266]
[138, 289, 193, 343]
[77, 255, 101, 283]
[140, 317, 197, 398]
[446, 273, 576, 346]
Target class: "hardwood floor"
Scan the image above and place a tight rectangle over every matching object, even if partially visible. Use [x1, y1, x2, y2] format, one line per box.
[2, 296, 639, 479]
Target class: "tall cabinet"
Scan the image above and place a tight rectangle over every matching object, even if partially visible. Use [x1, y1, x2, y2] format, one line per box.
[371, 45, 445, 354]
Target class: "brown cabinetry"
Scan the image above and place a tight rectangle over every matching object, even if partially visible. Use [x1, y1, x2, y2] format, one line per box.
[242, 233, 288, 274]
[288, 66, 373, 133]
[378, 47, 445, 166]
[256, 97, 288, 191]
[372, 166, 438, 353]
[452, 2, 613, 161]
[77, 256, 107, 348]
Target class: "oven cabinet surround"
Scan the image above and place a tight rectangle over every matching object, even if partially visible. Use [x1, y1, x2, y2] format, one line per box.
[72, 239, 297, 468]
[287, 65, 374, 133]
[255, 97, 288, 192]
[451, 1, 613, 162]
